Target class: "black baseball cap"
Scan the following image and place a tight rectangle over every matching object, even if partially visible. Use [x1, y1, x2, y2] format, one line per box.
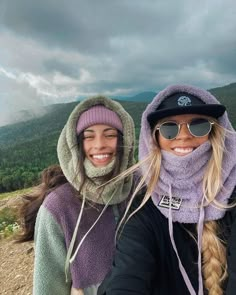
[147, 92, 226, 129]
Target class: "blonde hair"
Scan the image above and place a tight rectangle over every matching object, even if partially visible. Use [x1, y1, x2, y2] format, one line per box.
[116, 118, 231, 294]
[201, 121, 228, 294]
[202, 221, 227, 295]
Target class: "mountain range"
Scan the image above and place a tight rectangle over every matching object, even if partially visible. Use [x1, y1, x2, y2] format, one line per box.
[0, 82, 235, 192]
[1, 82, 236, 145]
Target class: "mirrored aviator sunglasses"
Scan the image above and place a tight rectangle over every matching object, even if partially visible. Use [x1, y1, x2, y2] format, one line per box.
[154, 118, 214, 140]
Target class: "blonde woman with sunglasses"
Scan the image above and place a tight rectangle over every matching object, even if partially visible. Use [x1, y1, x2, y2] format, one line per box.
[98, 85, 236, 295]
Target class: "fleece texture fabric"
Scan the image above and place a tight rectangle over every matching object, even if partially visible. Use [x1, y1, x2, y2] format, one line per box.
[34, 96, 136, 294]
[57, 95, 135, 205]
[34, 183, 127, 295]
[139, 84, 236, 223]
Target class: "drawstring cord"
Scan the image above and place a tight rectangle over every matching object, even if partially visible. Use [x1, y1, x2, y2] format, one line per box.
[167, 186, 196, 295]
[167, 186, 205, 295]
[64, 189, 117, 282]
[197, 197, 205, 295]
[69, 201, 110, 263]
[65, 194, 86, 282]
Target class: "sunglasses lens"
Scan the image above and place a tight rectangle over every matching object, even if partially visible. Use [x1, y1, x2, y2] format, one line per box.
[189, 118, 212, 137]
[159, 122, 179, 139]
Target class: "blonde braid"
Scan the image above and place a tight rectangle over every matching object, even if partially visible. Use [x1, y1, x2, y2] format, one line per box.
[202, 221, 227, 295]
[201, 122, 228, 294]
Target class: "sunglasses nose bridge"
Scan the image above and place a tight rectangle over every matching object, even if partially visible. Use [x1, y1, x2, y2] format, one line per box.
[177, 122, 193, 138]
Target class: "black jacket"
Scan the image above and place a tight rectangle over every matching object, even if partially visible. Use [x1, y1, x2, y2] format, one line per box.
[98, 193, 236, 295]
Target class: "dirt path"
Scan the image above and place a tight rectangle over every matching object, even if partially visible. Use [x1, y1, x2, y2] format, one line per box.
[0, 195, 34, 295]
[0, 239, 34, 295]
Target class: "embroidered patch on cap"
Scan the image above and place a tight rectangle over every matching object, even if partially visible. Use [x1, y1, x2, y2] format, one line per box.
[158, 195, 182, 210]
[177, 96, 192, 106]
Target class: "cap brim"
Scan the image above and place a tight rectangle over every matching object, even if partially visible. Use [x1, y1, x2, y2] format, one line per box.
[147, 104, 226, 129]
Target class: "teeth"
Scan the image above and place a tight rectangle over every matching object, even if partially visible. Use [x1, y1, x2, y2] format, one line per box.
[174, 147, 193, 154]
[92, 154, 110, 159]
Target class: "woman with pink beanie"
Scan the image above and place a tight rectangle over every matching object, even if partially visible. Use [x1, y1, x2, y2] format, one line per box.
[17, 95, 135, 295]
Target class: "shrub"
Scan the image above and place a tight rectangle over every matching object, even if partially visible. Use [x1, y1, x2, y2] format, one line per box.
[0, 207, 19, 238]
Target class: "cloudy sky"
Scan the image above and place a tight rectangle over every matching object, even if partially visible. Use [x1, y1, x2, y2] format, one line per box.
[0, 0, 236, 126]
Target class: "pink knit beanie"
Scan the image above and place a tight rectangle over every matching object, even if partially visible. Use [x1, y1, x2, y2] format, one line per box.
[76, 105, 123, 135]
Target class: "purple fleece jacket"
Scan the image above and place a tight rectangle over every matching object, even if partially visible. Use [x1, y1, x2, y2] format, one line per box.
[35, 182, 125, 290]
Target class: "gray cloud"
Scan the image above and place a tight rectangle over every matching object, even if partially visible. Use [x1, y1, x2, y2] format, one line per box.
[0, 0, 236, 126]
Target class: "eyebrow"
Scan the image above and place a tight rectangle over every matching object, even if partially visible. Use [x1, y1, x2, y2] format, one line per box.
[84, 127, 117, 133]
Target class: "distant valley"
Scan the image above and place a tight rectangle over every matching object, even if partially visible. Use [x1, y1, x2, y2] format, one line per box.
[0, 82, 235, 193]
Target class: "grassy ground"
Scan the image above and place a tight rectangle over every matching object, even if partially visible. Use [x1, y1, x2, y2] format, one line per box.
[0, 187, 33, 200]
[0, 187, 33, 239]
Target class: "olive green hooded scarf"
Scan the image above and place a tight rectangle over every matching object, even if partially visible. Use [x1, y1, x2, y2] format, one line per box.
[57, 95, 135, 205]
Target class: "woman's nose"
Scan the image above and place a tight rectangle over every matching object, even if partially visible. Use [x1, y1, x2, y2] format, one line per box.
[177, 123, 193, 139]
[93, 136, 105, 148]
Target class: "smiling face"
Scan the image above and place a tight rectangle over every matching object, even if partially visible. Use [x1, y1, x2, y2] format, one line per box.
[83, 124, 118, 167]
[156, 114, 210, 156]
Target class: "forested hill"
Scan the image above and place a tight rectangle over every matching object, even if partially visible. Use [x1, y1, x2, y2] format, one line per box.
[0, 83, 236, 193]
[209, 82, 236, 123]
[0, 100, 147, 192]
[0, 100, 147, 148]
